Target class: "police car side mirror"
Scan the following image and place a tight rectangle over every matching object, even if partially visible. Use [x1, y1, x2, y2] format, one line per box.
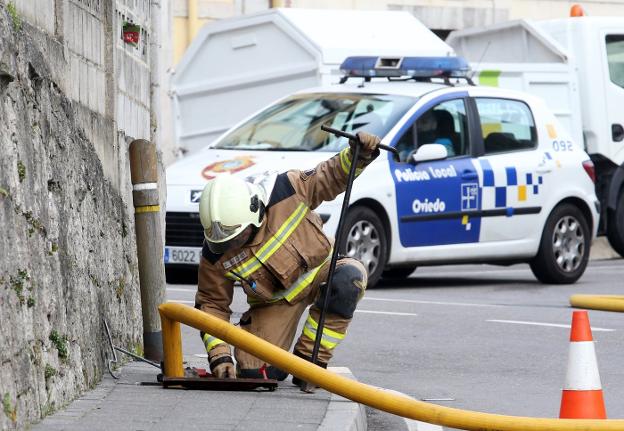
[410, 144, 448, 164]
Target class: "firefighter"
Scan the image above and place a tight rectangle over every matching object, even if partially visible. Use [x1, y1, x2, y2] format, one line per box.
[195, 132, 380, 385]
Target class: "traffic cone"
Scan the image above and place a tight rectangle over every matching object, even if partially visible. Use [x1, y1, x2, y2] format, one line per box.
[559, 311, 607, 419]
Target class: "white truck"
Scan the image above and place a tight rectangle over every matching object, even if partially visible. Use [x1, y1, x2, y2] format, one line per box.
[170, 8, 452, 155]
[447, 16, 624, 258]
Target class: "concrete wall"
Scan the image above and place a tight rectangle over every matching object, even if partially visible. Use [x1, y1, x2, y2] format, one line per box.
[0, 1, 156, 429]
[151, 0, 177, 165]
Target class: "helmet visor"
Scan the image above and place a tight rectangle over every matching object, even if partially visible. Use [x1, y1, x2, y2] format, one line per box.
[205, 222, 251, 255]
[205, 221, 242, 242]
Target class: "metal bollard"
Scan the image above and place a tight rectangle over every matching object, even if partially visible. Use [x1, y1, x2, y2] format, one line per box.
[129, 139, 166, 361]
[159, 310, 184, 378]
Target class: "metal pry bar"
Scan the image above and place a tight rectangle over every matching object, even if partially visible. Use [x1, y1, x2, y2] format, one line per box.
[320, 126, 400, 162]
[300, 126, 399, 393]
[105, 319, 161, 379]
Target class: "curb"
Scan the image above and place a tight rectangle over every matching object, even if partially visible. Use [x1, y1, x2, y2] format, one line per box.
[319, 366, 367, 431]
[590, 237, 620, 260]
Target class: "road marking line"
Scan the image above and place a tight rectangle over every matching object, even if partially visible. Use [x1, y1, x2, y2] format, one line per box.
[587, 265, 624, 270]
[418, 270, 528, 275]
[416, 268, 531, 276]
[169, 300, 414, 315]
[167, 299, 195, 304]
[327, 366, 352, 374]
[370, 385, 444, 431]
[364, 297, 500, 308]
[355, 309, 418, 316]
[487, 319, 615, 332]
[405, 419, 444, 431]
[166, 287, 196, 293]
[415, 264, 619, 277]
[381, 389, 445, 431]
[587, 261, 622, 269]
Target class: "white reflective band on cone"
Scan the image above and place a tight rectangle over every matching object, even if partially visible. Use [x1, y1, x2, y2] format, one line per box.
[564, 341, 602, 390]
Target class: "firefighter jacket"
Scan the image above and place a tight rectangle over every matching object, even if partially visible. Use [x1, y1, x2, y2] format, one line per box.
[195, 146, 378, 356]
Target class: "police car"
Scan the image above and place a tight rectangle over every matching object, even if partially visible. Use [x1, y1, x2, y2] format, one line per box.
[165, 56, 599, 287]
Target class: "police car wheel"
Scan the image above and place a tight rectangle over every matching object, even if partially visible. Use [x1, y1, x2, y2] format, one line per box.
[338, 206, 388, 288]
[530, 203, 590, 284]
[382, 266, 417, 280]
[606, 187, 624, 258]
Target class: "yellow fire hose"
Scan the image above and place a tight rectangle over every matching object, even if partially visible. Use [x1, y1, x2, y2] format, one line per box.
[570, 295, 624, 313]
[159, 303, 624, 431]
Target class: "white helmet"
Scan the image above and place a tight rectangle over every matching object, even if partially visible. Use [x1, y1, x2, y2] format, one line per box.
[199, 175, 267, 254]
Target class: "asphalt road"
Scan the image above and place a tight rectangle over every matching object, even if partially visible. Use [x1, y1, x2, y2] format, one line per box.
[166, 258, 624, 430]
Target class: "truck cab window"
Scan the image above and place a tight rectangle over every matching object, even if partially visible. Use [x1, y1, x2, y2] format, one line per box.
[606, 35, 624, 89]
[475, 98, 537, 154]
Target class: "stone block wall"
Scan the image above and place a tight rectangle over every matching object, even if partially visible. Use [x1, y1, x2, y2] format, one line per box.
[0, 1, 156, 428]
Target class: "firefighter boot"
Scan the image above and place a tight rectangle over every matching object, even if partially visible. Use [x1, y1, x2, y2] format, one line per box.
[291, 351, 328, 389]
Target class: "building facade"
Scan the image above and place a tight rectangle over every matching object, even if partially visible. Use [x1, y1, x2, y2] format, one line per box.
[172, 0, 624, 64]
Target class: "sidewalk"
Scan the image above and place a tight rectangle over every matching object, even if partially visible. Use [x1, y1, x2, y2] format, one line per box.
[32, 359, 366, 431]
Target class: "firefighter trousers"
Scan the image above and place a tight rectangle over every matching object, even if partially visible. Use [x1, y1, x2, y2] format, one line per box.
[235, 257, 367, 379]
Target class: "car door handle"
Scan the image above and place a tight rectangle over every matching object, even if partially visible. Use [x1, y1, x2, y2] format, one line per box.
[461, 170, 478, 180]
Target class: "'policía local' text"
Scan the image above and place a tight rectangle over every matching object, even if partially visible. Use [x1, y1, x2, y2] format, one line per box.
[395, 165, 457, 182]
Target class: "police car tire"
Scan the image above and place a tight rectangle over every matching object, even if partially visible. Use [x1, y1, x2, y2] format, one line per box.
[338, 206, 388, 288]
[606, 187, 624, 258]
[529, 203, 590, 285]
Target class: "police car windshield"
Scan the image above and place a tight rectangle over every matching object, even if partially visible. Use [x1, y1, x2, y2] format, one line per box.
[213, 93, 416, 151]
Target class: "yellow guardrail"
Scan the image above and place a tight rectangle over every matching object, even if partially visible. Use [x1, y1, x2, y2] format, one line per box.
[158, 303, 624, 431]
[570, 295, 624, 313]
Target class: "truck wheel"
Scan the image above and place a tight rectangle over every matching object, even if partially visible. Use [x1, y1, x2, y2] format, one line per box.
[607, 187, 624, 258]
[338, 206, 388, 288]
[530, 203, 590, 284]
[382, 266, 417, 280]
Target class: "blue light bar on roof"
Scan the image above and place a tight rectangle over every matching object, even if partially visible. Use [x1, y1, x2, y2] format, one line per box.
[339, 56, 471, 79]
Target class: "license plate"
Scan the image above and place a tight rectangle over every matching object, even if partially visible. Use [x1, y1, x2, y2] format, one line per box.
[164, 246, 201, 264]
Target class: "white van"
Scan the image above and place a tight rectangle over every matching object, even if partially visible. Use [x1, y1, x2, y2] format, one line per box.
[170, 8, 453, 155]
[448, 16, 624, 259]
